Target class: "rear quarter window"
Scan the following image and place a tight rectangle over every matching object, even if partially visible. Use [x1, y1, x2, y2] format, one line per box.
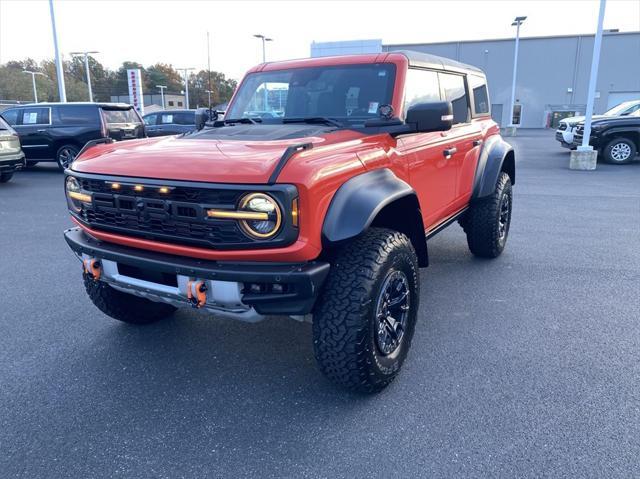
[55, 105, 100, 125]
[101, 108, 141, 124]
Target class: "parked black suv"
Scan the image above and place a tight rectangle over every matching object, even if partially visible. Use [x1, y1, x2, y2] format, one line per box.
[0, 103, 145, 169]
[143, 109, 196, 137]
[573, 110, 640, 164]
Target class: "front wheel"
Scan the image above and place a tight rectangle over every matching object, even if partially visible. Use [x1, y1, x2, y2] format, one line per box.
[0, 172, 14, 183]
[313, 228, 420, 393]
[462, 172, 513, 258]
[603, 138, 636, 164]
[56, 144, 80, 170]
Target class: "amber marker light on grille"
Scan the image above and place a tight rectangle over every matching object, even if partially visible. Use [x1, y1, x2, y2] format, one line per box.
[134, 185, 144, 192]
[159, 187, 170, 194]
[206, 209, 269, 220]
[68, 191, 92, 203]
[111, 182, 121, 190]
[291, 198, 299, 227]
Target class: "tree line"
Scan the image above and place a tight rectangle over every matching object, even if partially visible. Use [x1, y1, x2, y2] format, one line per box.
[0, 57, 237, 107]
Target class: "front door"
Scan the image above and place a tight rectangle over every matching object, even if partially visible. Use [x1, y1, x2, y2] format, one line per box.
[13, 107, 52, 159]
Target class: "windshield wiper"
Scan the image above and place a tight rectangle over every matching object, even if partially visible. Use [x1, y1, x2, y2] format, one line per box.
[282, 117, 343, 128]
[223, 117, 262, 125]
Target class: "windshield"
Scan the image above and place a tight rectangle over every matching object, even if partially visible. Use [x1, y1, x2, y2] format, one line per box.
[101, 108, 141, 124]
[226, 64, 396, 123]
[604, 101, 640, 116]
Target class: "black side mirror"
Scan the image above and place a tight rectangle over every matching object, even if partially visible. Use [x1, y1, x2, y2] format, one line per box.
[406, 101, 453, 133]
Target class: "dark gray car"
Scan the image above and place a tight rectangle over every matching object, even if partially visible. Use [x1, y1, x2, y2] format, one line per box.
[143, 110, 196, 137]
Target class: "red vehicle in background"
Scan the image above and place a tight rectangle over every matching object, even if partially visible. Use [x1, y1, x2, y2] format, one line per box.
[63, 51, 515, 392]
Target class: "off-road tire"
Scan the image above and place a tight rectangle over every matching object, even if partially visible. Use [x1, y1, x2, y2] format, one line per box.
[56, 144, 80, 171]
[462, 172, 512, 258]
[602, 137, 636, 164]
[84, 274, 176, 324]
[313, 228, 420, 393]
[0, 172, 14, 183]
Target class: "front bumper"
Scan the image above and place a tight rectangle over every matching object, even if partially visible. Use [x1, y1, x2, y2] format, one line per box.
[64, 227, 330, 317]
[0, 155, 26, 173]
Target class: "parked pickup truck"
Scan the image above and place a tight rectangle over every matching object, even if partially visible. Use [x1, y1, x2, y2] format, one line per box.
[572, 110, 640, 164]
[63, 51, 515, 392]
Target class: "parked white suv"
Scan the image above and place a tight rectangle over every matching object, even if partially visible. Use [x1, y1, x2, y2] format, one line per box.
[555, 100, 640, 148]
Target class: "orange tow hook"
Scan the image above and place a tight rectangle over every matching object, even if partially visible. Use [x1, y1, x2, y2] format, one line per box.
[82, 259, 101, 280]
[187, 280, 207, 308]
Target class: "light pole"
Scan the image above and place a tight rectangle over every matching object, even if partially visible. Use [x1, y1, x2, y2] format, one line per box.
[156, 85, 167, 109]
[177, 68, 194, 108]
[70, 51, 99, 101]
[253, 34, 273, 110]
[48, 0, 66, 102]
[23, 70, 47, 103]
[205, 89, 213, 106]
[570, 0, 607, 170]
[507, 16, 526, 133]
[253, 34, 273, 63]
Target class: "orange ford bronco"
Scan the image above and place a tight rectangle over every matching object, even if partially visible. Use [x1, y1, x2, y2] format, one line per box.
[64, 51, 515, 392]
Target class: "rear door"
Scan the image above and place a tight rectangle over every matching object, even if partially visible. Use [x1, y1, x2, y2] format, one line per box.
[12, 107, 52, 159]
[437, 72, 482, 213]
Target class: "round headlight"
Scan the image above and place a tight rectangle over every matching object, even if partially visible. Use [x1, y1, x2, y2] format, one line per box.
[66, 176, 82, 212]
[238, 193, 282, 239]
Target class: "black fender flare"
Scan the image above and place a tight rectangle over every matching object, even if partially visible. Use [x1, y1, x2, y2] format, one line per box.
[471, 135, 515, 200]
[322, 168, 422, 244]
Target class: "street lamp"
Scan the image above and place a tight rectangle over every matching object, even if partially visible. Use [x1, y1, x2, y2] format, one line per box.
[70, 51, 99, 102]
[177, 68, 194, 108]
[253, 34, 273, 110]
[508, 16, 527, 132]
[156, 85, 167, 109]
[570, 0, 607, 170]
[48, 0, 66, 102]
[253, 34, 273, 63]
[23, 70, 47, 103]
[205, 89, 213, 106]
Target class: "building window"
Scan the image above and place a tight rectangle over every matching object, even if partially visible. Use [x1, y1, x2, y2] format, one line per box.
[178, 101, 183, 107]
[168, 101, 174, 107]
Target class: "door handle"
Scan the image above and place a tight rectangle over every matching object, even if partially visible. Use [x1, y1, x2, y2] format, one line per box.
[37, 129, 46, 133]
[473, 139, 483, 147]
[443, 147, 457, 159]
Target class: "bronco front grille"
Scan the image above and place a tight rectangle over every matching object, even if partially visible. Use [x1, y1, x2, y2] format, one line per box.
[71, 174, 298, 250]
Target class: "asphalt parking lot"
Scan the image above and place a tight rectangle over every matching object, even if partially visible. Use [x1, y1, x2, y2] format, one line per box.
[1, 129, 639, 478]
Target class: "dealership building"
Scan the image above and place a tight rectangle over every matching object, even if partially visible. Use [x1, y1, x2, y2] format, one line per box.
[311, 32, 640, 128]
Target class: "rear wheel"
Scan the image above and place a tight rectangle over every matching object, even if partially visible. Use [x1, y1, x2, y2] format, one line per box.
[462, 172, 513, 258]
[84, 274, 176, 324]
[56, 144, 79, 170]
[0, 172, 14, 183]
[603, 138, 636, 164]
[313, 228, 420, 393]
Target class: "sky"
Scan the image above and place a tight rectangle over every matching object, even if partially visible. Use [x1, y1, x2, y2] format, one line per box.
[1, 0, 639, 81]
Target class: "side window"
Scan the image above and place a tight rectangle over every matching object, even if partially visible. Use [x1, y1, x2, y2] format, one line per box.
[21, 107, 50, 125]
[173, 112, 194, 125]
[143, 114, 157, 126]
[468, 75, 490, 116]
[1, 109, 19, 126]
[403, 69, 441, 114]
[57, 105, 99, 124]
[438, 73, 469, 124]
[160, 113, 174, 124]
